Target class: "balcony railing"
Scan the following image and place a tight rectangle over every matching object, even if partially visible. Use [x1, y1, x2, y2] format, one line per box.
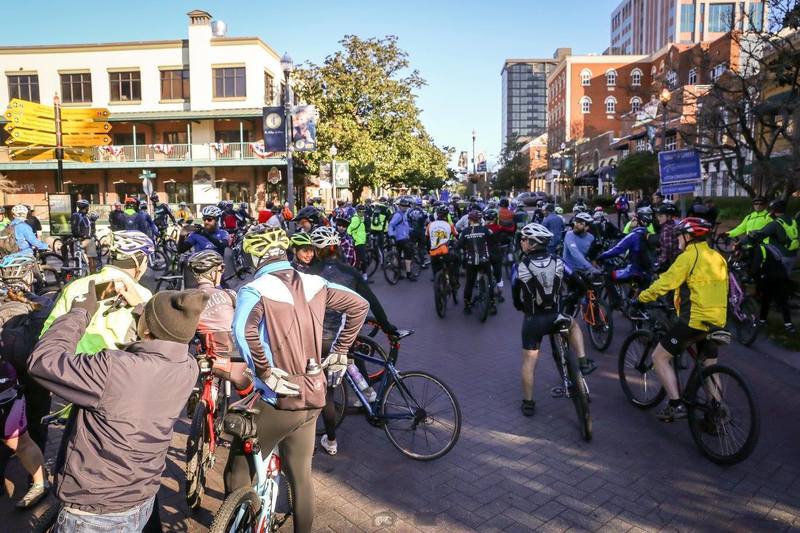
[0, 142, 282, 164]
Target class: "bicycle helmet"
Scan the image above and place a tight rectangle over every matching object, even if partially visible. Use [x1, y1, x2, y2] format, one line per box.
[88, 212, 99, 221]
[467, 210, 482, 222]
[657, 202, 678, 216]
[573, 212, 593, 225]
[179, 201, 188, 208]
[555, 206, 564, 214]
[674, 217, 712, 238]
[636, 206, 654, 225]
[293, 206, 319, 223]
[138, 201, 148, 210]
[396, 198, 411, 208]
[310, 226, 340, 248]
[124, 197, 138, 206]
[76, 199, 90, 209]
[243, 225, 290, 258]
[355, 204, 366, 212]
[0, 254, 36, 280]
[188, 250, 224, 276]
[769, 199, 787, 213]
[11, 204, 28, 218]
[484, 209, 498, 221]
[334, 216, 350, 227]
[593, 211, 605, 222]
[572, 204, 588, 214]
[520, 222, 553, 246]
[436, 206, 450, 218]
[290, 232, 313, 248]
[150, 193, 160, 203]
[110, 230, 155, 260]
[201, 206, 222, 218]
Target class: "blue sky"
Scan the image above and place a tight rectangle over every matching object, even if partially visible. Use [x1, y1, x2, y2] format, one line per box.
[3, 0, 619, 166]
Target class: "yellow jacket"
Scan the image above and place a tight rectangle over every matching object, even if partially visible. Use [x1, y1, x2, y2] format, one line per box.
[639, 241, 728, 330]
[727, 210, 771, 238]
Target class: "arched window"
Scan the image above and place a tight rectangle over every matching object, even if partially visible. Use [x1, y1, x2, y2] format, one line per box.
[580, 68, 592, 86]
[605, 96, 617, 114]
[630, 96, 642, 114]
[666, 70, 678, 88]
[580, 96, 592, 114]
[631, 68, 643, 87]
[606, 69, 618, 87]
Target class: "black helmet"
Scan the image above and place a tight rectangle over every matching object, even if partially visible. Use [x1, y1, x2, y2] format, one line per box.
[76, 199, 90, 209]
[293, 206, 319, 223]
[467, 210, 482, 222]
[484, 209, 498, 221]
[657, 202, 678, 216]
[636, 206, 654, 225]
[769, 199, 786, 213]
[436, 206, 449, 218]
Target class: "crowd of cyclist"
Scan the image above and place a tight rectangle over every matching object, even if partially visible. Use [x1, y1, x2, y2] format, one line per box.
[0, 186, 793, 531]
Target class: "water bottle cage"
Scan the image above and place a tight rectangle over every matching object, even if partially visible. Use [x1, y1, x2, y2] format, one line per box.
[223, 412, 258, 440]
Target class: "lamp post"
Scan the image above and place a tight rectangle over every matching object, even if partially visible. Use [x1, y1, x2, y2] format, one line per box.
[281, 53, 295, 210]
[659, 87, 672, 152]
[329, 143, 338, 207]
[471, 129, 477, 196]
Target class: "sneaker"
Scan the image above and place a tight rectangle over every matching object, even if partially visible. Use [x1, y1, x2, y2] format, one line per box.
[362, 273, 369, 282]
[521, 400, 536, 417]
[15, 482, 49, 509]
[407, 274, 418, 282]
[784, 323, 797, 334]
[579, 358, 598, 376]
[656, 403, 687, 422]
[758, 319, 767, 328]
[320, 435, 338, 456]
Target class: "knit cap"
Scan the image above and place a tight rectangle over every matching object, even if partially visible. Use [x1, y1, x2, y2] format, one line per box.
[144, 290, 209, 344]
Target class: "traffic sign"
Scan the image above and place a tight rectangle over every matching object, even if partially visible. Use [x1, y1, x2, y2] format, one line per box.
[6, 99, 109, 121]
[4, 113, 111, 134]
[661, 181, 698, 195]
[6, 128, 111, 147]
[658, 149, 701, 185]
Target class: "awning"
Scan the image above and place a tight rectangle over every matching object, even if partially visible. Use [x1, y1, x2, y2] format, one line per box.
[597, 165, 617, 182]
[574, 174, 599, 187]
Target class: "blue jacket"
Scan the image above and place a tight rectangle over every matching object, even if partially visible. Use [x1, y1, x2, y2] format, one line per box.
[133, 211, 158, 239]
[562, 230, 597, 273]
[388, 210, 410, 241]
[597, 226, 649, 272]
[185, 229, 229, 256]
[12, 218, 47, 255]
[542, 213, 564, 253]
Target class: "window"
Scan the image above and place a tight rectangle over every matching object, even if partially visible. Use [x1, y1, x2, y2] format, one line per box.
[160, 69, 189, 101]
[112, 133, 145, 145]
[711, 64, 727, 81]
[109, 71, 141, 102]
[708, 3, 734, 32]
[666, 70, 678, 89]
[605, 96, 617, 114]
[700, 3, 706, 33]
[631, 68, 642, 86]
[580, 69, 592, 86]
[8, 74, 39, 102]
[748, 2, 764, 31]
[636, 138, 649, 152]
[115, 183, 145, 203]
[213, 67, 246, 98]
[60, 73, 92, 103]
[665, 134, 678, 151]
[688, 67, 697, 85]
[264, 71, 275, 104]
[68, 184, 100, 205]
[630, 96, 642, 114]
[606, 69, 618, 87]
[220, 181, 250, 203]
[214, 130, 251, 143]
[162, 131, 188, 144]
[580, 96, 592, 114]
[680, 4, 695, 32]
[165, 181, 193, 204]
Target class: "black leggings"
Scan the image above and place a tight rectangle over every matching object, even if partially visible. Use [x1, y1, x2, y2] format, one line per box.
[464, 263, 493, 304]
[757, 279, 792, 323]
[224, 403, 320, 533]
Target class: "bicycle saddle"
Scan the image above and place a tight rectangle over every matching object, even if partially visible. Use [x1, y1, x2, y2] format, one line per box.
[706, 328, 732, 346]
[553, 314, 572, 329]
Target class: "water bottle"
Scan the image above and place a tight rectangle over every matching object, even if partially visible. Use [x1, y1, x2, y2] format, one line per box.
[347, 364, 368, 390]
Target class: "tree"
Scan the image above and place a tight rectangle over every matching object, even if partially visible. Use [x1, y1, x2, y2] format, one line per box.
[494, 136, 529, 193]
[292, 35, 449, 199]
[615, 151, 659, 195]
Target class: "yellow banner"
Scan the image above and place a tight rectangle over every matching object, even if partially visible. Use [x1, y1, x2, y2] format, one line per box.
[10, 147, 93, 163]
[7, 128, 111, 147]
[4, 114, 111, 135]
[5, 98, 110, 121]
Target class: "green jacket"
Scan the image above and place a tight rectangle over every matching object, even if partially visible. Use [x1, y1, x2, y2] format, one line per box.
[40, 266, 153, 354]
[347, 215, 367, 246]
[728, 210, 771, 238]
[369, 205, 388, 232]
[622, 221, 655, 235]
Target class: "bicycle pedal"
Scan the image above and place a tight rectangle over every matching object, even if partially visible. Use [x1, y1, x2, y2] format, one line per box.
[550, 387, 565, 398]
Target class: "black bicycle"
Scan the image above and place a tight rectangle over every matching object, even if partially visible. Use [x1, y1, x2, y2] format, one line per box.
[548, 314, 592, 441]
[618, 302, 759, 464]
[433, 254, 459, 318]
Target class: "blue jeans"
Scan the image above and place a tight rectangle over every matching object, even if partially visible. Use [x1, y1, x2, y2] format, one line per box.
[55, 496, 155, 533]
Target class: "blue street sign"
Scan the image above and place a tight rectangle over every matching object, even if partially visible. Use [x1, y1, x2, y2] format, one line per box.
[661, 181, 698, 195]
[658, 149, 701, 185]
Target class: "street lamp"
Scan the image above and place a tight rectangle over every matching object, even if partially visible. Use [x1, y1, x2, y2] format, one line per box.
[659, 87, 672, 152]
[471, 129, 477, 196]
[329, 144, 338, 205]
[281, 52, 295, 210]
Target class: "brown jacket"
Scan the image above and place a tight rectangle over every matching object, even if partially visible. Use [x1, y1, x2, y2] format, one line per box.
[28, 308, 198, 513]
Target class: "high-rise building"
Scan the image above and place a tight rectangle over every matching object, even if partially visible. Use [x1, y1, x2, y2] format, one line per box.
[610, 0, 766, 55]
[500, 49, 570, 148]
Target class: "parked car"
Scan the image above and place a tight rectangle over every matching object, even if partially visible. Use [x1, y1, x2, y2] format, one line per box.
[513, 191, 550, 207]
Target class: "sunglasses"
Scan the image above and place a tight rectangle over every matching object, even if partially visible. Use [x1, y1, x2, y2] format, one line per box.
[203, 217, 216, 222]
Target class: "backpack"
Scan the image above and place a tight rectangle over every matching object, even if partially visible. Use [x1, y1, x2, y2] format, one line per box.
[498, 207, 515, 228]
[0, 225, 19, 255]
[371, 209, 384, 229]
[776, 218, 800, 252]
[639, 230, 657, 271]
[0, 300, 37, 372]
[222, 213, 238, 230]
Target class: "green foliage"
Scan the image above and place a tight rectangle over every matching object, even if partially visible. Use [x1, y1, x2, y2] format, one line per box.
[713, 196, 800, 222]
[615, 152, 659, 196]
[494, 136, 530, 193]
[293, 35, 449, 198]
[592, 195, 616, 209]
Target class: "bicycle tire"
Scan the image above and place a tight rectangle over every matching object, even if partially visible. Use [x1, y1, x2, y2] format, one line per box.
[686, 364, 759, 465]
[351, 335, 389, 383]
[380, 370, 461, 460]
[365, 248, 380, 278]
[477, 275, 490, 323]
[209, 486, 262, 533]
[735, 297, 759, 347]
[410, 256, 422, 278]
[149, 250, 168, 272]
[434, 271, 447, 318]
[383, 252, 400, 285]
[560, 336, 592, 441]
[618, 330, 666, 409]
[715, 234, 734, 254]
[185, 400, 210, 511]
[586, 298, 614, 352]
[315, 381, 348, 436]
[156, 276, 183, 292]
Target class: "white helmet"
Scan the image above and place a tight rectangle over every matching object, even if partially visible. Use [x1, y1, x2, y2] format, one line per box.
[520, 223, 553, 246]
[201, 206, 222, 218]
[110, 230, 155, 259]
[0, 253, 36, 280]
[310, 226, 340, 248]
[573, 212, 594, 224]
[11, 204, 28, 219]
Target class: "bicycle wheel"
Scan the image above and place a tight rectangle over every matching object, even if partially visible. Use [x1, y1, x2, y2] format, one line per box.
[38, 251, 67, 287]
[365, 249, 380, 278]
[618, 330, 666, 409]
[686, 364, 759, 465]
[185, 400, 211, 511]
[380, 371, 461, 460]
[149, 250, 168, 272]
[734, 297, 759, 347]
[156, 275, 183, 292]
[585, 298, 614, 352]
[209, 486, 261, 533]
[410, 256, 422, 278]
[351, 335, 389, 383]
[383, 251, 400, 285]
[476, 275, 490, 323]
[315, 382, 348, 436]
[559, 336, 592, 441]
[433, 271, 448, 318]
[715, 234, 734, 254]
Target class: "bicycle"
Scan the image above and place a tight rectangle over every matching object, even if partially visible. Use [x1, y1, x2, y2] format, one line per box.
[579, 273, 614, 352]
[432, 253, 459, 318]
[383, 240, 421, 285]
[322, 321, 462, 460]
[548, 314, 592, 441]
[618, 302, 759, 464]
[185, 338, 232, 511]
[208, 391, 292, 533]
[711, 224, 735, 255]
[465, 265, 494, 322]
[363, 233, 384, 279]
[726, 248, 759, 346]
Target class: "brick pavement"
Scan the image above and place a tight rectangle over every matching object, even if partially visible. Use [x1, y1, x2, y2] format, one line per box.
[1, 271, 800, 532]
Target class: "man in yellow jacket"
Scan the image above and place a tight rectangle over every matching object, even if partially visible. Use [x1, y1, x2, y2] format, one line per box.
[724, 196, 771, 238]
[636, 217, 728, 422]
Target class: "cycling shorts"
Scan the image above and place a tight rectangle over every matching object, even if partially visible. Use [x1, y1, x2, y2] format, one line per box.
[521, 311, 558, 350]
[396, 239, 414, 260]
[662, 320, 718, 359]
[0, 395, 27, 440]
[80, 238, 97, 258]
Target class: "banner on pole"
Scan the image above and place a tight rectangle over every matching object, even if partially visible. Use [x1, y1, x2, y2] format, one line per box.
[291, 105, 317, 151]
[263, 106, 287, 152]
[333, 161, 350, 189]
